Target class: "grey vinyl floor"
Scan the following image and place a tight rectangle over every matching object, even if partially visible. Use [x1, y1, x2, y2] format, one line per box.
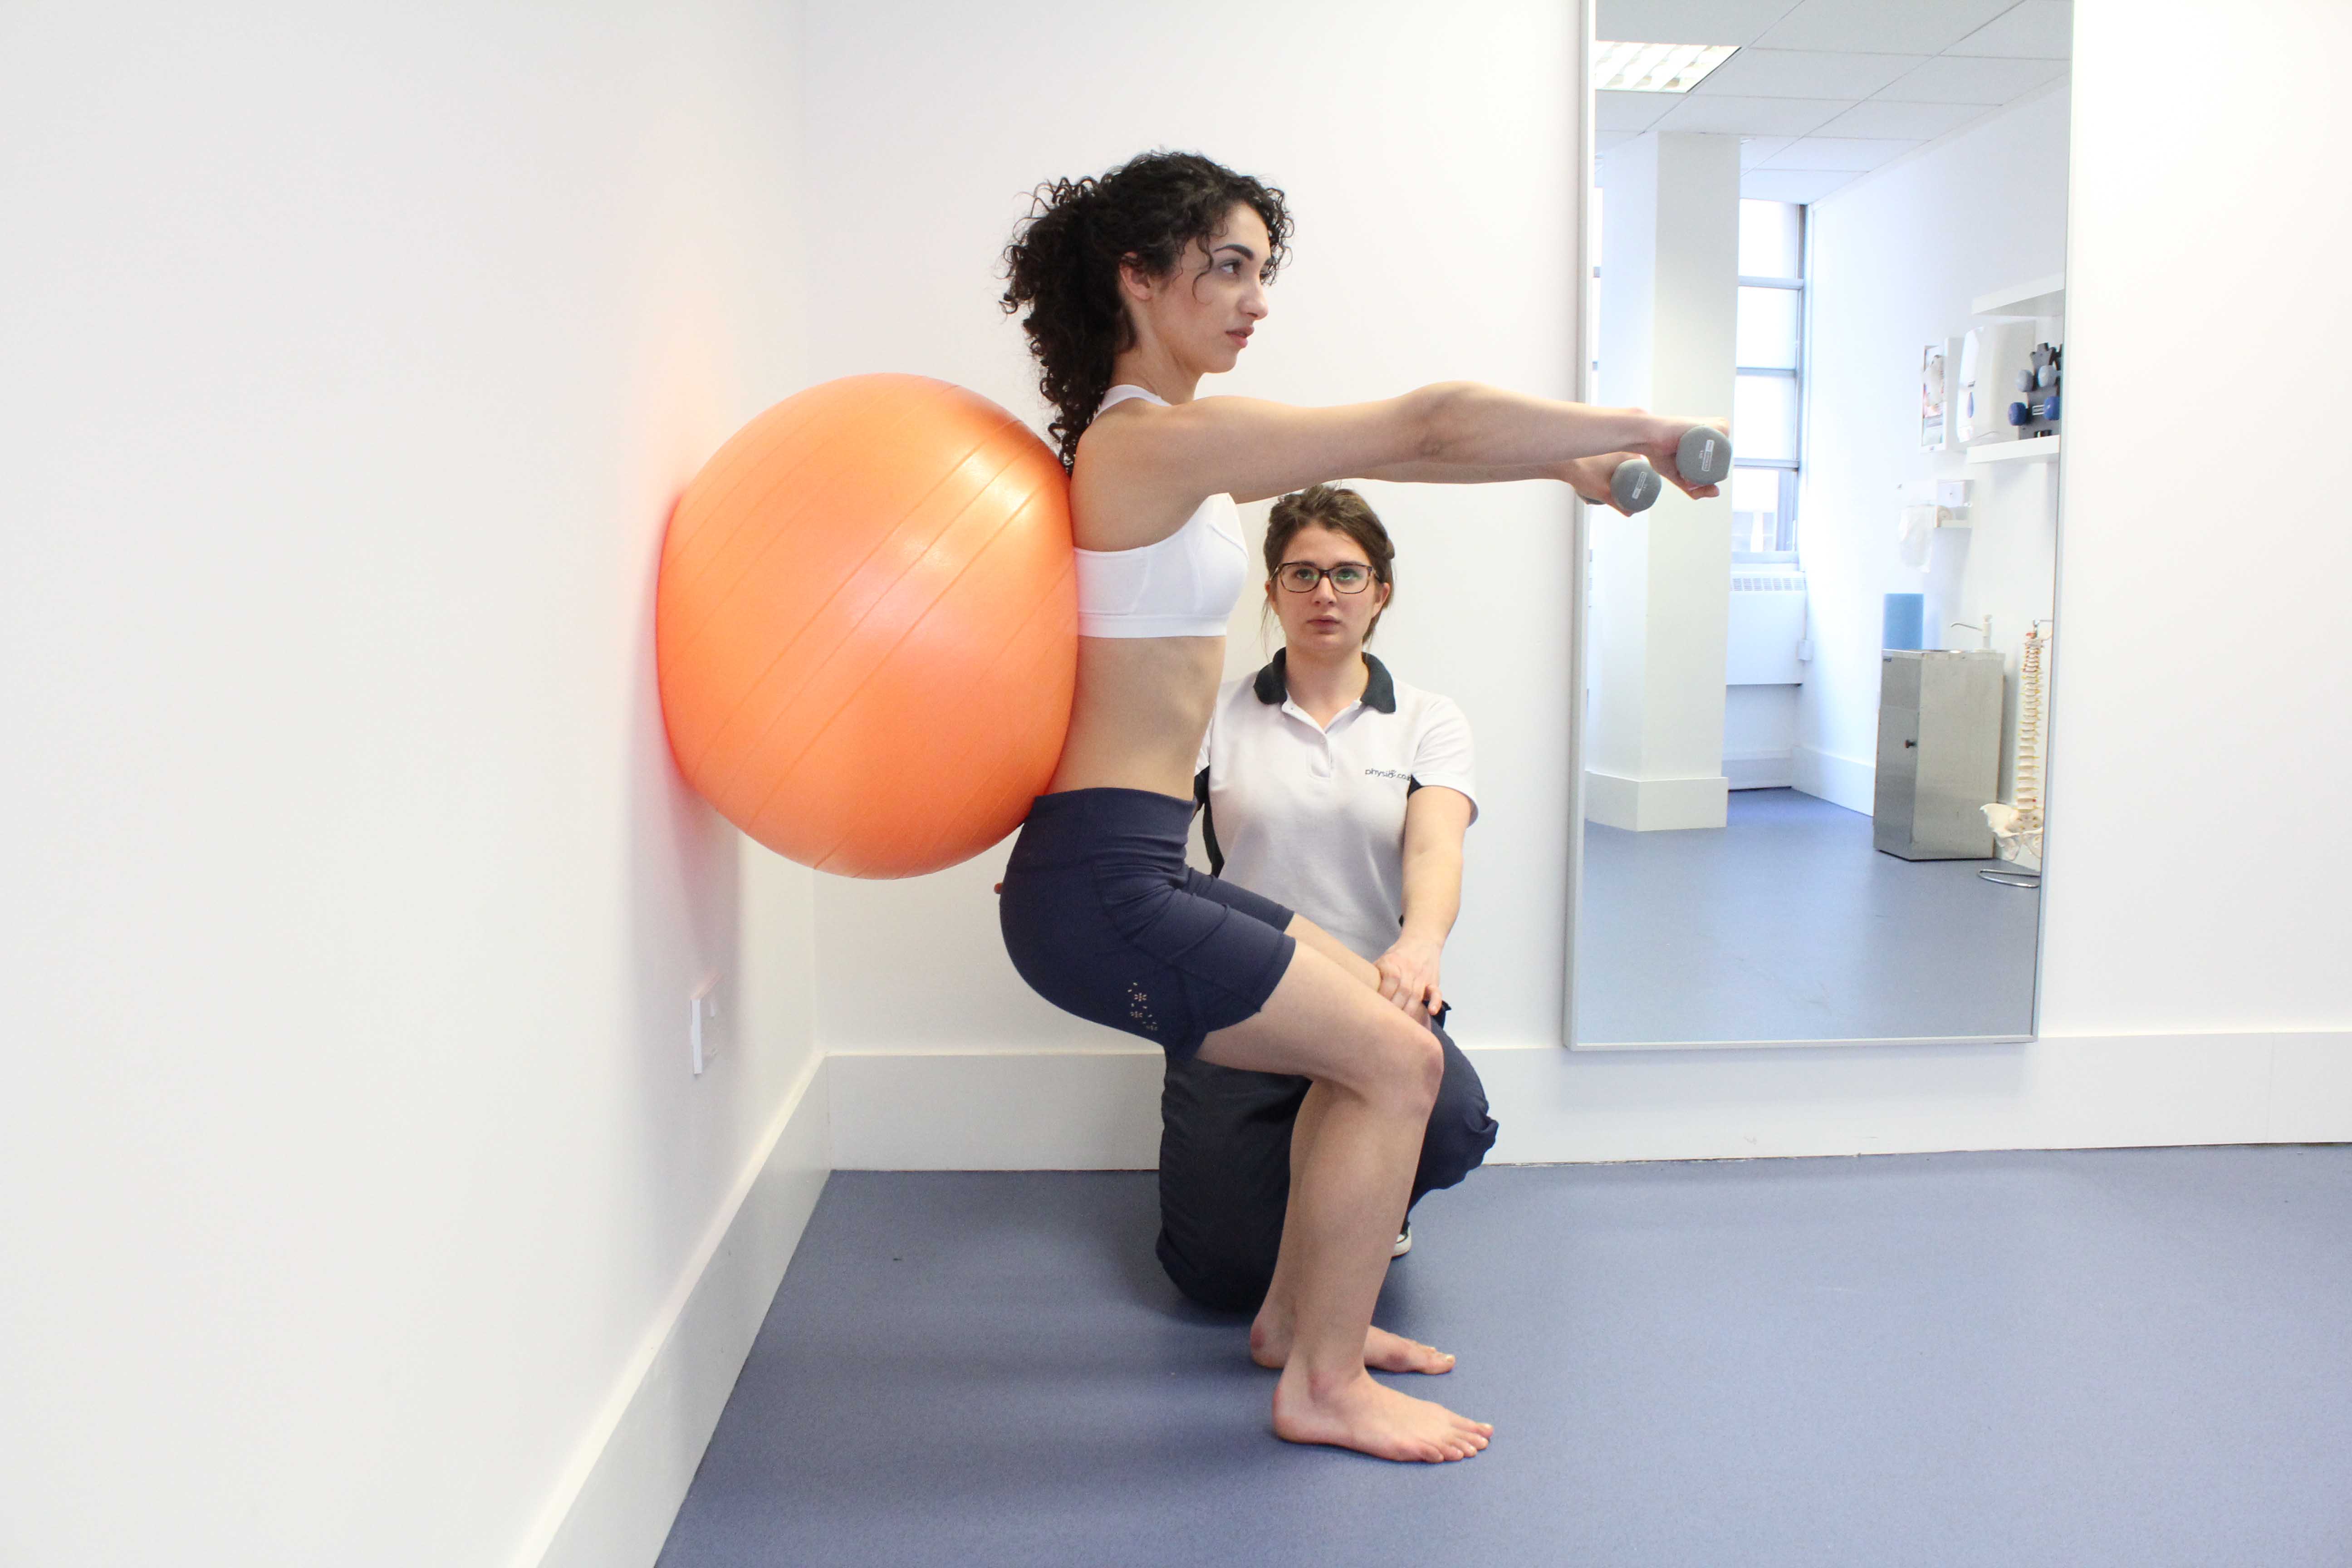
[657, 1149, 2352, 1568]
[1578, 788, 2041, 1044]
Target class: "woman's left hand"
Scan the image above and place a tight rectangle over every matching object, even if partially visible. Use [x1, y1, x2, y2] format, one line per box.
[1374, 934, 1445, 1021]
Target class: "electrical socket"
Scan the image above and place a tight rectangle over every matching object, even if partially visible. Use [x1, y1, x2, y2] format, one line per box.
[689, 970, 728, 1076]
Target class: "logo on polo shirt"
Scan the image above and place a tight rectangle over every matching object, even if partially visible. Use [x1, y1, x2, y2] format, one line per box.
[1364, 768, 1410, 781]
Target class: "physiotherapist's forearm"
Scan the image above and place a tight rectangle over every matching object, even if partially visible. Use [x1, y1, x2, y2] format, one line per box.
[1398, 845, 1462, 948]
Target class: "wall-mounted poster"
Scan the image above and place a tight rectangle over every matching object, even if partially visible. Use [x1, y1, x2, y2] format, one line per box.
[1920, 342, 1949, 449]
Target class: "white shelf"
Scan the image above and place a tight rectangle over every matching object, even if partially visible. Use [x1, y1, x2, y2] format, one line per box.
[1967, 434, 2061, 464]
[1972, 272, 2064, 320]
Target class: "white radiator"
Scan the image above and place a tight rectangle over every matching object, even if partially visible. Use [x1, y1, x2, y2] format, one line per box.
[1726, 573, 1808, 685]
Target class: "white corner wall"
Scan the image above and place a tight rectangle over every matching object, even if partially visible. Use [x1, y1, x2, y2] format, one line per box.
[1797, 85, 2071, 813]
[1, 7, 823, 1566]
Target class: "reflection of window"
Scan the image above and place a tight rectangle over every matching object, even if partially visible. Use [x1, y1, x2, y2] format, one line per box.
[1588, 187, 1604, 394]
[1735, 199, 1803, 564]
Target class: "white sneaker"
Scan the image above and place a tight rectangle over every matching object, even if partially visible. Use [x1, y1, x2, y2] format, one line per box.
[1391, 1223, 1413, 1258]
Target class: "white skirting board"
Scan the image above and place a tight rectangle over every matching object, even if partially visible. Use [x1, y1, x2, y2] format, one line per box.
[1474, 1031, 2352, 1162]
[1724, 749, 1796, 790]
[825, 1033, 2352, 1171]
[1792, 744, 1874, 814]
[515, 1055, 832, 1568]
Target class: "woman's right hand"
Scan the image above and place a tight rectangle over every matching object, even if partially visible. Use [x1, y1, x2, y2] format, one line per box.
[1557, 453, 1645, 514]
[1374, 933, 1446, 1024]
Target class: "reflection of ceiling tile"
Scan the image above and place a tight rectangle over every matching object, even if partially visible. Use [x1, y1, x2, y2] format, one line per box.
[1699, 49, 1926, 98]
[1598, 90, 1677, 132]
[1656, 93, 1853, 136]
[1598, 0, 2073, 212]
[1742, 168, 1861, 203]
[1751, 0, 2012, 55]
[1950, 0, 2073, 59]
[1876, 54, 2066, 103]
[1597, 0, 1800, 47]
[1759, 137, 1921, 171]
[1813, 99, 1988, 139]
[1651, 93, 1852, 136]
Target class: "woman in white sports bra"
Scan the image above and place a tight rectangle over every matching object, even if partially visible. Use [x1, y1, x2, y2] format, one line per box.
[995, 151, 1722, 1465]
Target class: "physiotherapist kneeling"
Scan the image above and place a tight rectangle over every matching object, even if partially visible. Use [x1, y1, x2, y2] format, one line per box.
[1157, 484, 1498, 1313]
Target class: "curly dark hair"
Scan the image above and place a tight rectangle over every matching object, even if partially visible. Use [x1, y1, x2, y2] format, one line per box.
[1000, 151, 1292, 467]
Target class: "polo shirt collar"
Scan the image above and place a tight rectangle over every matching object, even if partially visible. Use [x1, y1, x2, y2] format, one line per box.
[1252, 649, 1396, 715]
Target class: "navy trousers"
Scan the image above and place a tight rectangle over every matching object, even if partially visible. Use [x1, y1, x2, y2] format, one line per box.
[1153, 1017, 1498, 1313]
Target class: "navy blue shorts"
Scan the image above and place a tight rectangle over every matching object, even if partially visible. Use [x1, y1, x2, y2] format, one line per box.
[1000, 787, 1298, 1058]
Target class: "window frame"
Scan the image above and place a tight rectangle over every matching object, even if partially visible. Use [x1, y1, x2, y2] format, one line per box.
[1732, 201, 1807, 567]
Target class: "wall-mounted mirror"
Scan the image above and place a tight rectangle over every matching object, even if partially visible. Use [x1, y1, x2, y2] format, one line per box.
[1571, 1, 2070, 1048]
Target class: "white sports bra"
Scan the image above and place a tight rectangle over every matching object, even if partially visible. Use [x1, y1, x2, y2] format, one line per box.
[1073, 385, 1247, 638]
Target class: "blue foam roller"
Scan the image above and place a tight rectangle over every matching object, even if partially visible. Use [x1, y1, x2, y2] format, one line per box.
[1883, 593, 1925, 651]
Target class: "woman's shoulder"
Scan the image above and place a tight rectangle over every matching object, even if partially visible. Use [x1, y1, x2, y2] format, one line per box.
[1068, 408, 1230, 550]
[1375, 664, 1471, 733]
[1405, 684, 1470, 721]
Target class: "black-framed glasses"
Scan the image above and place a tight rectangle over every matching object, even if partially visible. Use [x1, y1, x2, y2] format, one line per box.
[1276, 561, 1377, 594]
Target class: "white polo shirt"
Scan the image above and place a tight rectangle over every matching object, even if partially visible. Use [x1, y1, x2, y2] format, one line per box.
[1194, 652, 1478, 963]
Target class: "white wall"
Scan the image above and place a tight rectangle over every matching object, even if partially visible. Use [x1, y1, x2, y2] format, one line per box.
[800, 0, 1582, 1055]
[2043, 0, 2351, 1037]
[1796, 86, 2071, 810]
[0, 6, 820, 1565]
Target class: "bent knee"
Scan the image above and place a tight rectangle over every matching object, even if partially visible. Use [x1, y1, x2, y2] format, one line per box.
[1362, 1015, 1444, 1111]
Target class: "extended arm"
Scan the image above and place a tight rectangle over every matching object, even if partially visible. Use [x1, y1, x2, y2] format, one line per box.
[1375, 786, 1474, 1018]
[1352, 452, 1666, 513]
[1079, 382, 1720, 511]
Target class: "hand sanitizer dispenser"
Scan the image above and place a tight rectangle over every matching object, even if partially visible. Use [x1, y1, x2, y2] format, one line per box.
[1958, 330, 1985, 444]
[1958, 324, 2027, 446]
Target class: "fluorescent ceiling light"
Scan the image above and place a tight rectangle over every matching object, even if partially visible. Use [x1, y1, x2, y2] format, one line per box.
[1594, 40, 1738, 93]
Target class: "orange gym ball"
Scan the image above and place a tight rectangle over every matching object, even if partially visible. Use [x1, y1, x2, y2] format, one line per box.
[656, 374, 1077, 878]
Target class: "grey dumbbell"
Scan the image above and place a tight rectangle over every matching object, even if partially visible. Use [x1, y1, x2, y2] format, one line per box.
[1606, 428, 1733, 512]
[1610, 457, 1664, 513]
[1676, 424, 1733, 487]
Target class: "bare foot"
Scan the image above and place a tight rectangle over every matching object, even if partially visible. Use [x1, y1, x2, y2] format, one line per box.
[1271, 1364, 1492, 1463]
[1361, 1326, 1455, 1374]
[1251, 1314, 1455, 1375]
